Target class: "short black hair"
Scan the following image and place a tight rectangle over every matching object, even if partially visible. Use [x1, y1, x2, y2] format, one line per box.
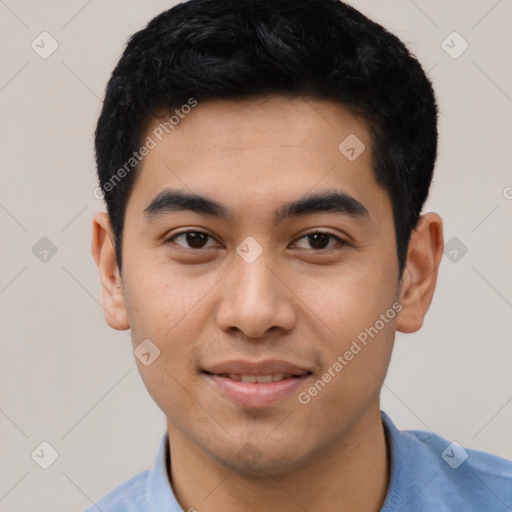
[95, 0, 438, 275]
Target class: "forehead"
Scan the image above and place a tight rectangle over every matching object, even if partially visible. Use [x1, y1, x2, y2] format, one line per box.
[127, 96, 390, 225]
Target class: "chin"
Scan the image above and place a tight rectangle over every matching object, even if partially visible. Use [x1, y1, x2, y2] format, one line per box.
[209, 436, 312, 477]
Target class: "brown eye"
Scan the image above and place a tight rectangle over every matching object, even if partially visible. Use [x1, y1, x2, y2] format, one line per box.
[294, 232, 345, 250]
[168, 231, 217, 250]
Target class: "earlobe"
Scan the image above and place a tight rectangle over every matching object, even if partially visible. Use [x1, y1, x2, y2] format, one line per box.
[91, 212, 130, 331]
[396, 212, 444, 333]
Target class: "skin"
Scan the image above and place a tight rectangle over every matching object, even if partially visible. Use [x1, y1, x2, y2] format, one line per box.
[92, 96, 444, 512]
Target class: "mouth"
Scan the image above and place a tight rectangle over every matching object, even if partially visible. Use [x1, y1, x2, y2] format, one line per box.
[207, 372, 306, 383]
[202, 360, 313, 408]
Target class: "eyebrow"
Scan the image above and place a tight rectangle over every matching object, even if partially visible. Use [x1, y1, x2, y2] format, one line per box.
[143, 188, 369, 224]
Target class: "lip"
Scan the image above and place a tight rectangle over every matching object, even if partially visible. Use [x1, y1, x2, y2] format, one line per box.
[204, 373, 311, 408]
[203, 359, 312, 408]
[204, 359, 310, 376]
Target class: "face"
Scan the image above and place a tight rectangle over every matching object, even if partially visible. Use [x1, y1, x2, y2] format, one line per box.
[99, 96, 405, 473]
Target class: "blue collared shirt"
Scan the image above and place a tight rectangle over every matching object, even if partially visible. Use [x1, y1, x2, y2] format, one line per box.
[83, 411, 512, 511]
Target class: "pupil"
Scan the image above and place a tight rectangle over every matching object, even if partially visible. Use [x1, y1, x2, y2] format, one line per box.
[309, 233, 329, 249]
[187, 232, 207, 248]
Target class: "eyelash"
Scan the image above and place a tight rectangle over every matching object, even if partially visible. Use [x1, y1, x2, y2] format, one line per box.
[165, 230, 347, 252]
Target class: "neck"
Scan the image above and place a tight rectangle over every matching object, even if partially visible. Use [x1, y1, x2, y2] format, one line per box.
[167, 403, 389, 512]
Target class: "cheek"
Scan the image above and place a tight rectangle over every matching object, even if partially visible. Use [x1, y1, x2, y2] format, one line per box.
[122, 258, 214, 340]
[294, 260, 398, 402]
[122, 262, 209, 414]
[121, 261, 215, 395]
[295, 261, 398, 343]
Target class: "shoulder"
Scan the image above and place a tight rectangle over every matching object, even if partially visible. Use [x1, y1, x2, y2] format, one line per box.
[411, 426, 512, 478]
[382, 412, 512, 511]
[82, 469, 150, 512]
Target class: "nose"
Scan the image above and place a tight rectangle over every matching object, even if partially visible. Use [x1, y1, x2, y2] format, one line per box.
[214, 252, 296, 340]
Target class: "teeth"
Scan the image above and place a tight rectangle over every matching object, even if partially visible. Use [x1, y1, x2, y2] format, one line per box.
[256, 375, 273, 383]
[223, 373, 293, 383]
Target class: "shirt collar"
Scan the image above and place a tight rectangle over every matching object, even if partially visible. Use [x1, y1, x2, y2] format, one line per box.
[146, 431, 183, 512]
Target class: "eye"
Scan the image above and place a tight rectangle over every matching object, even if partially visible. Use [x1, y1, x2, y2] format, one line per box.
[293, 232, 346, 251]
[166, 230, 219, 250]
[165, 230, 347, 252]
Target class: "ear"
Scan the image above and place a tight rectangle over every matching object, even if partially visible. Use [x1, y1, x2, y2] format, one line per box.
[396, 212, 444, 333]
[91, 212, 130, 330]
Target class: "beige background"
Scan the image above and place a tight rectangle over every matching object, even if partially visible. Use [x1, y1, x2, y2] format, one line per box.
[0, 1, 511, 511]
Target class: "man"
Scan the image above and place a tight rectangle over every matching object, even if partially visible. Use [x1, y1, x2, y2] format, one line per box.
[89, 0, 512, 510]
